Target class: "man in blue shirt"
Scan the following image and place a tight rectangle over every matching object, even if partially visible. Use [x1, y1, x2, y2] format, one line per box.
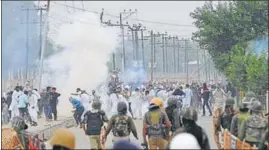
[69, 97, 85, 128]
[18, 91, 32, 123]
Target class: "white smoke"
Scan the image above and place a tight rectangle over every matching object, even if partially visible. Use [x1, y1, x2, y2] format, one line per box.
[43, 12, 118, 116]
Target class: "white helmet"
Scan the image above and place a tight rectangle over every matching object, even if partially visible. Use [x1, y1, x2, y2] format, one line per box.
[169, 133, 201, 149]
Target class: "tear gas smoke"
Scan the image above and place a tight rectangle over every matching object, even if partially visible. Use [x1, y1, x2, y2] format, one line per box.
[43, 12, 118, 116]
[120, 67, 148, 90]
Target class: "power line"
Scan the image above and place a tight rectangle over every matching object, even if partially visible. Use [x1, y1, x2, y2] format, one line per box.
[51, 2, 195, 27]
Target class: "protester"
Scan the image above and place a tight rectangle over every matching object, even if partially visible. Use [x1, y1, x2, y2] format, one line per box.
[69, 97, 85, 128]
[50, 87, 61, 121]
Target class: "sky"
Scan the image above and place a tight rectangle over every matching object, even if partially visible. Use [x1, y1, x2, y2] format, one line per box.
[40, 1, 206, 38]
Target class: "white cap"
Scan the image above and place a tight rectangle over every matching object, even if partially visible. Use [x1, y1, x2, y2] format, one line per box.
[169, 133, 201, 149]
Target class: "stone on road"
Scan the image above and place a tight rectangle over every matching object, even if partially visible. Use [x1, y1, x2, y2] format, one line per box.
[45, 116, 217, 149]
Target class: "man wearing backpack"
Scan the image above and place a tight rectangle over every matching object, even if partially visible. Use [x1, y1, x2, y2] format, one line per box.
[82, 101, 108, 149]
[142, 98, 172, 149]
[104, 101, 138, 143]
[239, 100, 268, 147]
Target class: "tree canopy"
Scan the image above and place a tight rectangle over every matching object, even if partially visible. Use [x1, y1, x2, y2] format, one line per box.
[190, 1, 268, 94]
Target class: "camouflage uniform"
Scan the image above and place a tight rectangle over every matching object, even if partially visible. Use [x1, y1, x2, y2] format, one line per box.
[165, 97, 181, 132]
[259, 127, 269, 150]
[230, 99, 250, 137]
[217, 98, 235, 131]
[239, 100, 268, 146]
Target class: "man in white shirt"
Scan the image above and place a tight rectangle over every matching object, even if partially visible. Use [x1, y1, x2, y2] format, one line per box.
[183, 84, 193, 108]
[212, 85, 227, 111]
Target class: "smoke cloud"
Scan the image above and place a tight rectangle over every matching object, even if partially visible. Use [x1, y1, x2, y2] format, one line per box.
[43, 12, 118, 116]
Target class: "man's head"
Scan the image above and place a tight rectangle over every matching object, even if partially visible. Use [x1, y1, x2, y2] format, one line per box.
[51, 87, 56, 93]
[135, 88, 139, 92]
[76, 88, 81, 93]
[46, 86, 51, 92]
[249, 99, 263, 114]
[186, 84, 190, 88]
[117, 101, 127, 114]
[24, 91, 29, 95]
[145, 90, 149, 95]
[14, 86, 20, 92]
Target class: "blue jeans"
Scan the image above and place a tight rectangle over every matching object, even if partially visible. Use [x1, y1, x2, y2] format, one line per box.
[74, 106, 84, 126]
[44, 104, 52, 120]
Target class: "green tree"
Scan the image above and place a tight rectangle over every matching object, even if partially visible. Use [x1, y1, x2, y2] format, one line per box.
[190, 1, 268, 94]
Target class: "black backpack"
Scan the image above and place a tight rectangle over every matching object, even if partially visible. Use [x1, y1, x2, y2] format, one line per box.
[113, 116, 130, 137]
[85, 111, 103, 135]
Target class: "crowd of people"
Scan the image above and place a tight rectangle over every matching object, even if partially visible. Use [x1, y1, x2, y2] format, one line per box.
[2, 84, 61, 126]
[2, 76, 268, 149]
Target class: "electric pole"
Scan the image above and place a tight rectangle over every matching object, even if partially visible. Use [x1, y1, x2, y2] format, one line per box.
[150, 30, 154, 81]
[25, 8, 29, 80]
[177, 39, 181, 73]
[184, 39, 189, 84]
[197, 46, 200, 82]
[128, 24, 142, 62]
[172, 36, 177, 74]
[165, 36, 168, 74]
[38, 0, 50, 90]
[140, 26, 146, 70]
[21, 5, 46, 80]
[203, 49, 208, 82]
[161, 33, 166, 73]
[101, 9, 137, 72]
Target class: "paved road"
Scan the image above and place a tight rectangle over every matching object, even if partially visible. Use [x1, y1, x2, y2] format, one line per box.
[45, 115, 217, 149]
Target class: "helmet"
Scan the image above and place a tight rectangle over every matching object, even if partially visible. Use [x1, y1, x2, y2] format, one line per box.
[238, 102, 249, 110]
[117, 101, 127, 113]
[225, 98, 235, 106]
[245, 91, 256, 98]
[181, 107, 198, 121]
[92, 101, 101, 109]
[249, 100, 262, 112]
[150, 97, 163, 108]
[167, 97, 178, 107]
[50, 128, 75, 149]
[169, 133, 201, 149]
[11, 116, 28, 132]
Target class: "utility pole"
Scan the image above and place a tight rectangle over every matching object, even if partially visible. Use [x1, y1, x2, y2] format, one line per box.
[128, 24, 142, 61]
[161, 34, 166, 73]
[21, 5, 46, 80]
[150, 30, 154, 82]
[131, 30, 135, 60]
[102, 9, 137, 72]
[197, 46, 200, 82]
[172, 36, 177, 74]
[184, 39, 189, 84]
[165, 36, 168, 74]
[25, 8, 29, 80]
[203, 49, 208, 82]
[38, 0, 50, 90]
[140, 27, 146, 70]
[177, 40, 181, 73]
[119, 13, 125, 71]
